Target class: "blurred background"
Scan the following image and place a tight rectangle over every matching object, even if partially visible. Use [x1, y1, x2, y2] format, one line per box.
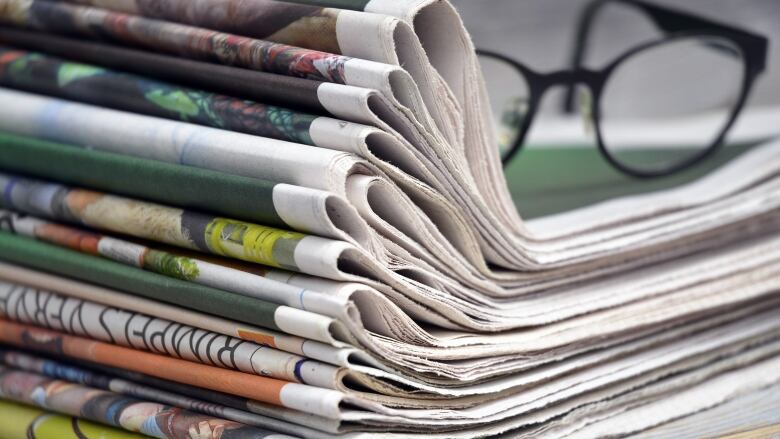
[454, 0, 779, 105]
[451, 0, 780, 218]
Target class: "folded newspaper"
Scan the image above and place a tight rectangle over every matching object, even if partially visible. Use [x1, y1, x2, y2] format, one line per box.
[0, 0, 777, 438]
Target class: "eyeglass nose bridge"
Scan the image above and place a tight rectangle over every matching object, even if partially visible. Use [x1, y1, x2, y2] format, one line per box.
[531, 68, 608, 114]
[524, 69, 604, 139]
[530, 69, 604, 115]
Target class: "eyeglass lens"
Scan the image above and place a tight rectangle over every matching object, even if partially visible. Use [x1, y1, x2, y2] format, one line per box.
[479, 55, 531, 158]
[599, 36, 745, 174]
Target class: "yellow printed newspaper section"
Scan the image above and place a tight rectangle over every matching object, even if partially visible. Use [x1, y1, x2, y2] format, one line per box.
[204, 218, 305, 269]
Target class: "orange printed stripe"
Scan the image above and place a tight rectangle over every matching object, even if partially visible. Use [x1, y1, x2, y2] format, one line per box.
[237, 329, 277, 348]
[0, 319, 287, 406]
[0, 50, 26, 67]
[35, 223, 101, 255]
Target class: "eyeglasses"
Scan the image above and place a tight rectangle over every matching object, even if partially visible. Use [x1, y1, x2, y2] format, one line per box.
[477, 0, 768, 178]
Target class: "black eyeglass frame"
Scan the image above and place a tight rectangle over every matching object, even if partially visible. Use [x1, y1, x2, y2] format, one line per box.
[479, 0, 768, 178]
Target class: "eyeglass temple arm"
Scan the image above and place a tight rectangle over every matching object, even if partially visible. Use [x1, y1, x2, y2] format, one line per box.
[562, 0, 606, 114]
[562, 0, 768, 114]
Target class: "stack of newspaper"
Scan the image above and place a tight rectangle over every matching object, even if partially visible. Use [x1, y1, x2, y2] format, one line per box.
[0, 0, 778, 438]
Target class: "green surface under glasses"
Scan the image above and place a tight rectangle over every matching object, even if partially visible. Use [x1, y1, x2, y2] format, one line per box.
[506, 142, 757, 219]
